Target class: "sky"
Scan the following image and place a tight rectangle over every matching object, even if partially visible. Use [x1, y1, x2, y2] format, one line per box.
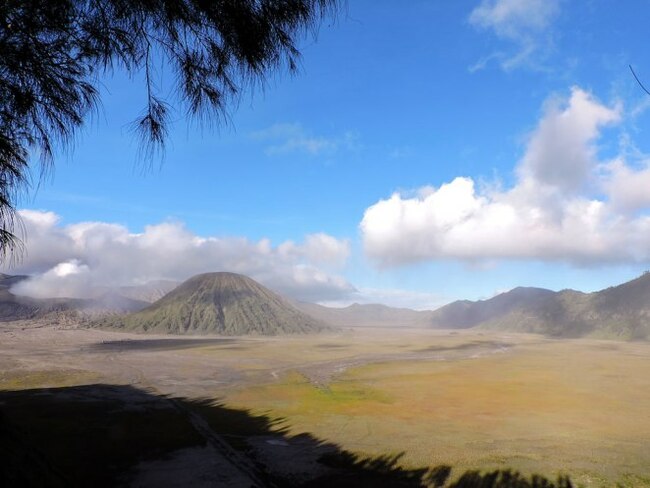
[8, 0, 650, 309]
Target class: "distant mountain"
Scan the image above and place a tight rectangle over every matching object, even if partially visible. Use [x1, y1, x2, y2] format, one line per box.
[7, 268, 650, 340]
[80, 293, 150, 315]
[0, 272, 150, 323]
[296, 302, 433, 328]
[429, 287, 557, 329]
[0, 287, 149, 322]
[0, 273, 29, 288]
[94, 272, 331, 335]
[115, 280, 179, 303]
[0, 288, 61, 320]
[579, 273, 650, 339]
[429, 274, 650, 340]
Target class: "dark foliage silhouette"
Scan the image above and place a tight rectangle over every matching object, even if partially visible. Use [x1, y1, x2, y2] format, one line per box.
[0, 383, 574, 487]
[0, 0, 339, 257]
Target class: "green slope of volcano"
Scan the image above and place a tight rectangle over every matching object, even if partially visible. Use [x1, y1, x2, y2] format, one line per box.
[94, 272, 331, 335]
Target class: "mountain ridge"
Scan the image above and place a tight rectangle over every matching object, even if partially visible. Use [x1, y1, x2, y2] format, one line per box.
[5, 270, 650, 340]
[429, 273, 650, 339]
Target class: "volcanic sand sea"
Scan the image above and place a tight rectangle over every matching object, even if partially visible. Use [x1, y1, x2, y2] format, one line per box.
[1, 320, 650, 486]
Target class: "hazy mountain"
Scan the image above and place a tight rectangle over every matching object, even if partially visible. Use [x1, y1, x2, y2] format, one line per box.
[0, 273, 28, 288]
[0, 288, 149, 322]
[6, 268, 650, 340]
[429, 273, 650, 340]
[94, 272, 331, 335]
[0, 288, 50, 320]
[1, 274, 168, 317]
[80, 293, 150, 315]
[115, 280, 179, 303]
[472, 289, 594, 337]
[296, 302, 433, 328]
[0, 288, 84, 321]
[579, 273, 650, 339]
[0, 271, 150, 322]
[429, 287, 556, 329]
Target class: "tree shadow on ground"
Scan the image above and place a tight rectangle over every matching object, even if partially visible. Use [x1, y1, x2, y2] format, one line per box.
[0, 384, 574, 487]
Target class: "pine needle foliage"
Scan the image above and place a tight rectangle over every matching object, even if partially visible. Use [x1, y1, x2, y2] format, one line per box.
[0, 0, 339, 260]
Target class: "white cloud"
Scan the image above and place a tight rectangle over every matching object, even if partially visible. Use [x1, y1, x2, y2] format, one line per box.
[518, 88, 621, 192]
[468, 0, 560, 70]
[600, 158, 650, 213]
[278, 232, 350, 267]
[469, 0, 558, 37]
[361, 87, 650, 266]
[251, 123, 358, 156]
[7, 212, 355, 302]
[270, 264, 354, 303]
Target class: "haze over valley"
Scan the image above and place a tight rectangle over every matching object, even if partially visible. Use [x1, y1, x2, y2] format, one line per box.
[6, 269, 650, 341]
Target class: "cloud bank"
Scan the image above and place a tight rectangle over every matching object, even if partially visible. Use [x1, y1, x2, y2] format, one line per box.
[7, 211, 354, 302]
[361, 87, 650, 266]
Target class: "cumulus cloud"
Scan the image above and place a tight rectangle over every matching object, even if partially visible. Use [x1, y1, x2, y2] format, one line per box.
[278, 232, 351, 267]
[518, 89, 620, 192]
[250, 122, 358, 156]
[361, 87, 650, 266]
[600, 158, 650, 213]
[6, 212, 355, 302]
[468, 0, 560, 70]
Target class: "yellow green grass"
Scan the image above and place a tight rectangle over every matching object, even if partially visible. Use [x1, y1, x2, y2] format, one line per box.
[224, 338, 650, 487]
[0, 368, 103, 390]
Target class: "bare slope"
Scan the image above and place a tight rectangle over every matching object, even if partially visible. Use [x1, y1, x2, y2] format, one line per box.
[95, 272, 331, 335]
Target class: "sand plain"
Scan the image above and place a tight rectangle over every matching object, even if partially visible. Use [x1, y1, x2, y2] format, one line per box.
[1, 320, 649, 486]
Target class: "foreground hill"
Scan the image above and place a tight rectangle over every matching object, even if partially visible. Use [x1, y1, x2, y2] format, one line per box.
[94, 272, 331, 335]
[429, 273, 650, 340]
[296, 301, 433, 328]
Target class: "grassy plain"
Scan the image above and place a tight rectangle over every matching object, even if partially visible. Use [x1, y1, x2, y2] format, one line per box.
[222, 335, 650, 487]
[1, 324, 650, 486]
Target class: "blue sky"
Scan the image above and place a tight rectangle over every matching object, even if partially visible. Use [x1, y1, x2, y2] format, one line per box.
[9, 0, 650, 308]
